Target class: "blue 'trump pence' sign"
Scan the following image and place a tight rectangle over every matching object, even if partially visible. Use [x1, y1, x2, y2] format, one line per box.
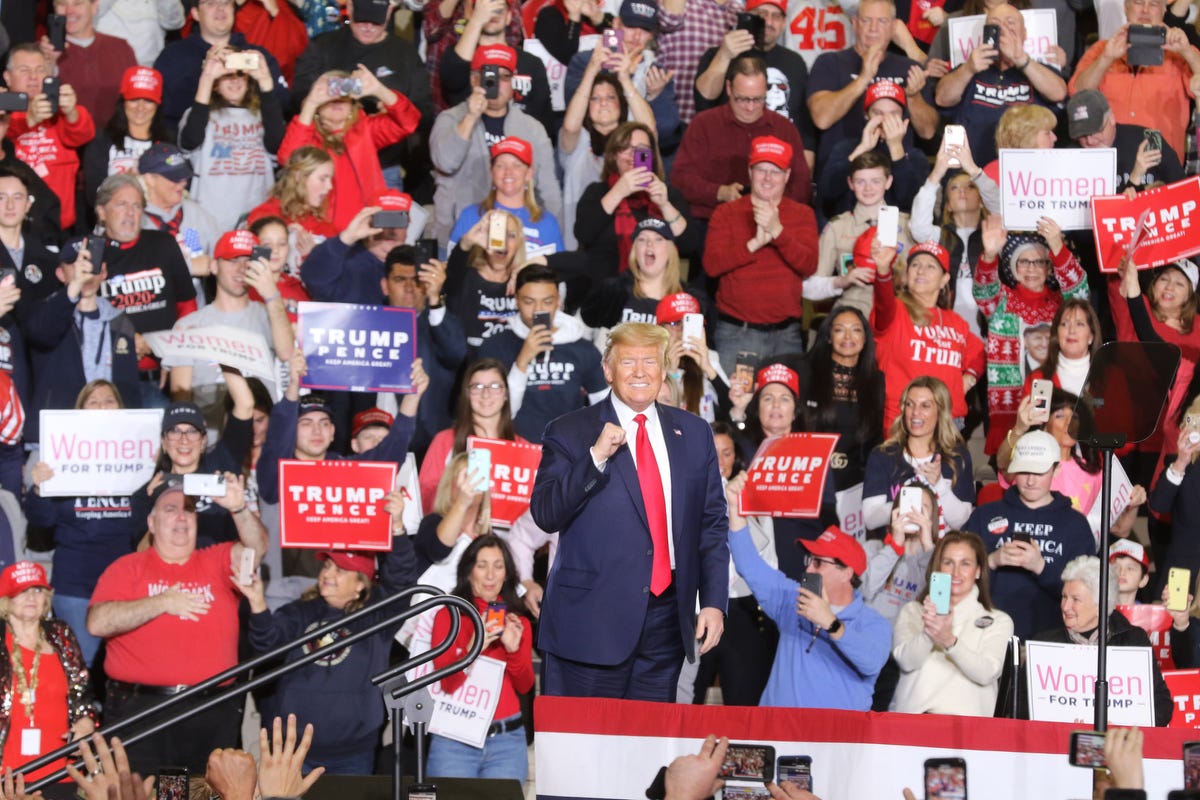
[298, 302, 418, 393]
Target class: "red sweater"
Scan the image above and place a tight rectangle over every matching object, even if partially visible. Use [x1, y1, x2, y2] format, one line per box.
[7, 108, 95, 229]
[278, 97, 422, 230]
[247, 196, 340, 239]
[872, 276, 986, 430]
[704, 194, 818, 324]
[56, 33, 137, 123]
[433, 596, 534, 723]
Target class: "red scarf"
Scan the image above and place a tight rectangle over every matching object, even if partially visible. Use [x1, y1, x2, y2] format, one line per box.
[608, 173, 662, 272]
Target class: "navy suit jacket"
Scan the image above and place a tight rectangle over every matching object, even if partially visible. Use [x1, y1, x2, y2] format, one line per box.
[531, 397, 729, 666]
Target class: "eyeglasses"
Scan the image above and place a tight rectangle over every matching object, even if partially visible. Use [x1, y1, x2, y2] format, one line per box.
[165, 427, 204, 441]
[804, 555, 845, 570]
[1016, 258, 1050, 269]
[732, 94, 766, 106]
[469, 382, 505, 395]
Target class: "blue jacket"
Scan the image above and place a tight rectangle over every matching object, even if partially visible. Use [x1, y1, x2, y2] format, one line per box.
[257, 398, 415, 504]
[729, 524, 891, 710]
[24, 289, 140, 443]
[247, 534, 419, 757]
[154, 30, 289, 133]
[25, 491, 135, 598]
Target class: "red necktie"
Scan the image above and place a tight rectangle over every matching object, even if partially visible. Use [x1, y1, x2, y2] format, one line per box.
[635, 413, 671, 595]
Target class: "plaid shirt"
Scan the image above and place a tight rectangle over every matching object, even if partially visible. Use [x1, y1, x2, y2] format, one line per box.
[424, 1, 527, 110]
[657, 0, 742, 123]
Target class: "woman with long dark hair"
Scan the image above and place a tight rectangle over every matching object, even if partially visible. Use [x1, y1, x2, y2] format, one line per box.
[574, 122, 697, 274]
[862, 376, 975, 538]
[427, 534, 533, 781]
[82, 66, 167, 209]
[418, 358, 524, 510]
[799, 306, 886, 503]
[559, 45, 657, 248]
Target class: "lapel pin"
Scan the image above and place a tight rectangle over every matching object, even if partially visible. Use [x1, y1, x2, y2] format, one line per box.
[673, 428, 682, 437]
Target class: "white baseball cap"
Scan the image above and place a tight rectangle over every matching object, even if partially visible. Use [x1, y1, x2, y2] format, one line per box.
[1009, 430, 1060, 475]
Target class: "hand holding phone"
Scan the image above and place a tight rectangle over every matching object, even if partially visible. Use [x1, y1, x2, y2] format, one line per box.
[487, 212, 507, 253]
[1169, 567, 1192, 612]
[929, 572, 951, 615]
[467, 447, 491, 493]
[924, 757, 967, 800]
[1030, 378, 1053, 424]
[877, 205, 899, 248]
[682, 312, 704, 350]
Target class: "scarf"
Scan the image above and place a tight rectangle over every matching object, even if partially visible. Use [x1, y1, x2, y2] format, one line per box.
[607, 172, 662, 273]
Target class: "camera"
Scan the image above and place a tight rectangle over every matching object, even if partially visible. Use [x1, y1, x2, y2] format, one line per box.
[328, 76, 363, 98]
[481, 64, 500, 100]
[1127, 24, 1166, 67]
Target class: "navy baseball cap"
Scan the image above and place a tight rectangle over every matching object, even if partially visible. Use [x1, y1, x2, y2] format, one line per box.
[139, 143, 194, 182]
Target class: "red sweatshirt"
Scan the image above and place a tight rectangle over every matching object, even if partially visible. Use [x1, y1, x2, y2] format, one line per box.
[7, 107, 95, 229]
[278, 97, 422, 230]
[873, 276, 986, 430]
[704, 194, 818, 324]
[433, 596, 534, 723]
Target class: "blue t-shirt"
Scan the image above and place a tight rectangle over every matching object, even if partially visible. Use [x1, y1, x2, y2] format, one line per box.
[448, 203, 564, 257]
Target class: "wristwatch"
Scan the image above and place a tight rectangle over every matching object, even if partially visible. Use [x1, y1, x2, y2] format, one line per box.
[827, 617, 843, 635]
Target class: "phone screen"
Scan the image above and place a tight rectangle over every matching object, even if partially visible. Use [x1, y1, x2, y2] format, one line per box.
[929, 572, 951, 615]
[719, 744, 775, 782]
[1185, 741, 1200, 790]
[467, 448, 491, 492]
[924, 759, 966, 800]
[776, 757, 812, 791]
[1070, 731, 1107, 768]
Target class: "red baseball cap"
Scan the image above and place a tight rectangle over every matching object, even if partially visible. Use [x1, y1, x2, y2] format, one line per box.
[471, 44, 518, 72]
[908, 241, 950, 273]
[377, 190, 413, 212]
[0, 561, 51, 598]
[214, 230, 258, 260]
[490, 136, 533, 166]
[863, 81, 906, 110]
[316, 550, 377, 578]
[749, 136, 792, 171]
[853, 227, 878, 271]
[352, 408, 393, 439]
[121, 66, 163, 104]
[800, 526, 867, 577]
[755, 363, 799, 397]
[655, 292, 701, 324]
[746, 0, 787, 11]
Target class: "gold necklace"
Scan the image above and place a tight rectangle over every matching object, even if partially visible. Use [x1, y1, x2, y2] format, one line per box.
[8, 622, 44, 719]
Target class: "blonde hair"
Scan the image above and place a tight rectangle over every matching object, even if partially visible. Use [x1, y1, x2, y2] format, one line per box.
[994, 105, 1057, 150]
[881, 376, 964, 484]
[629, 238, 682, 299]
[314, 71, 362, 154]
[434, 452, 492, 536]
[270, 146, 333, 223]
[603, 322, 670, 368]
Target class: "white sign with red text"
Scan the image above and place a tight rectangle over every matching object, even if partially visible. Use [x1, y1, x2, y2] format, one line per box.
[1000, 148, 1117, 231]
[39, 409, 163, 496]
[143, 325, 276, 383]
[947, 9, 1058, 67]
[428, 654, 506, 748]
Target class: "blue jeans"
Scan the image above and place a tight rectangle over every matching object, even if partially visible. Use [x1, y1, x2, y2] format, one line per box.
[53, 594, 100, 667]
[714, 319, 807, 377]
[304, 749, 375, 775]
[426, 717, 527, 782]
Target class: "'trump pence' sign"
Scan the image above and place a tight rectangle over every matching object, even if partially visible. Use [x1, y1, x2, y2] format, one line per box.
[1025, 640, 1156, 726]
[279, 460, 398, 550]
[39, 409, 163, 496]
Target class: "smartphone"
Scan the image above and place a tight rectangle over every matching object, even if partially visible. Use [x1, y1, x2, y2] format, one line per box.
[800, 572, 822, 598]
[47, 14, 66, 51]
[924, 757, 966, 800]
[877, 205, 899, 248]
[415, 237, 438, 267]
[156, 767, 188, 800]
[225, 52, 260, 71]
[1030, 378, 1053, 424]
[250, 245, 272, 262]
[776, 756, 812, 791]
[1186, 413, 1200, 445]
[1127, 24, 1166, 67]
[1143, 128, 1163, 153]
[532, 310, 552, 331]
[943, 124, 966, 168]
[1109, 791, 1150, 800]
[981, 23, 1000, 51]
[488, 212, 507, 253]
[182, 472, 227, 497]
[0, 92, 28, 112]
[485, 600, 506, 631]
[719, 744, 775, 782]
[723, 789, 772, 800]
[408, 785, 437, 800]
[372, 210, 409, 229]
[633, 145, 653, 176]
[929, 572, 951, 615]
[899, 485, 923, 516]
[42, 77, 60, 116]
[467, 447, 491, 492]
[480, 63, 500, 100]
[682, 312, 704, 349]
[327, 76, 362, 97]
[238, 546, 256, 586]
[602, 28, 622, 52]
[733, 352, 757, 394]
[1184, 741, 1200, 790]
[1169, 567, 1192, 612]
[85, 235, 106, 269]
[736, 11, 766, 48]
[1012, 532, 1033, 545]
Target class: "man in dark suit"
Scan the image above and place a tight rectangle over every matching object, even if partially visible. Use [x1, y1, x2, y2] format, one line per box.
[531, 321, 729, 701]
